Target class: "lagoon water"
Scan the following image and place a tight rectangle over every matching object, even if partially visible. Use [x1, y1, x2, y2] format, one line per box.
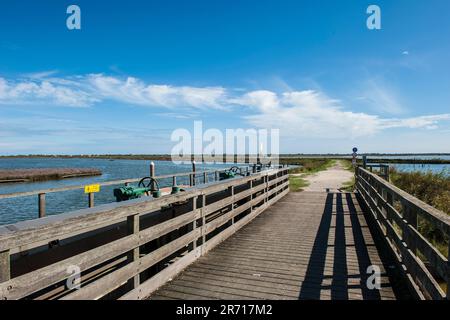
[0, 156, 448, 226]
[0, 158, 230, 225]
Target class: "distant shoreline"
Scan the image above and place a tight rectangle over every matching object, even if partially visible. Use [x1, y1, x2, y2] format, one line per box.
[0, 168, 102, 184]
[0, 154, 449, 165]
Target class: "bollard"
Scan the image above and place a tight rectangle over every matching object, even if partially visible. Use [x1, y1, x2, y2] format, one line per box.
[38, 193, 46, 218]
[150, 162, 155, 191]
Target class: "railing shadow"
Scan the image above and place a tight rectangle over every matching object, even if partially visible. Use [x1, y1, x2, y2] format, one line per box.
[298, 192, 384, 300]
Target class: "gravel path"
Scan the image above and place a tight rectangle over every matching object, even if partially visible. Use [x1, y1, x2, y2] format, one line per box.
[300, 161, 354, 192]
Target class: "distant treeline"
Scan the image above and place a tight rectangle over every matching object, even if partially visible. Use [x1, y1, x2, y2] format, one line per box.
[0, 154, 449, 164]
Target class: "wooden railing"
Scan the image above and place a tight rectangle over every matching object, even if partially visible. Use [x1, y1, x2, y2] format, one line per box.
[0, 163, 257, 218]
[0, 167, 289, 300]
[364, 164, 390, 181]
[356, 167, 450, 300]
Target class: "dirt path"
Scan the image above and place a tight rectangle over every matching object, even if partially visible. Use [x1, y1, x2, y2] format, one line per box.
[299, 160, 354, 192]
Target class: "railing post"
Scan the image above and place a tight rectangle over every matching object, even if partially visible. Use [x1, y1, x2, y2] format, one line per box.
[200, 194, 206, 252]
[447, 240, 450, 300]
[229, 185, 235, 224]
[0, 250, 10, 283]
[403, 204, 418, 255]
[192, 161, 196, 186]
[172, 176, 177, 187]
[38, 193, 46, 218]
[192, 196, 197, 249]
[127, 213, 140, 289]
[249, 179, 253, 212]
[150, 162, 155, 191]
[214, 171, 219, 181]
[203, 172, 207, 184]
[88, 192, 94, 208]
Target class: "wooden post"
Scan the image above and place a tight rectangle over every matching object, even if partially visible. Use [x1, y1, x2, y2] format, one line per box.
[249, 179, 253, 212]
[172, 176, 177, 186]
[403, 204, 418, 254]
[215, 171, 219, 181]
[201, 194, 206, 247]
[127, 214, 140, 289]
[192, 197, 197, 249]
[229, 186, 235, 225]
[447, 240, 450, 300]
[0, 250, 10, 283]
[203, 172, 207, 184]
[150, 162, 155, 191]
[38, 193, 46, 218]
[88, 192, 94, 208]
[363, 156, 367, 169]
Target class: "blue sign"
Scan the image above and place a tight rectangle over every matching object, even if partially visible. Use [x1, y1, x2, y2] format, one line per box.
[352, 147, 358, 153]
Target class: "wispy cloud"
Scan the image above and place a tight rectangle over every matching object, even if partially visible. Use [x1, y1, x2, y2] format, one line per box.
[357, 79, 407, 115]
[0, 74, 228, 110]
[1, 73, 449, 140]
[234, 90, 450, 139]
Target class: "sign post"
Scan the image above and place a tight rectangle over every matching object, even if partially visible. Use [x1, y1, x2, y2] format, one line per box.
[352, 147, 358, 168]
[84, 184, 100, 208]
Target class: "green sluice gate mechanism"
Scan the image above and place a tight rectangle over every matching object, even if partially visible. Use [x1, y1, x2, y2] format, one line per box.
[114, 176, 160, 202]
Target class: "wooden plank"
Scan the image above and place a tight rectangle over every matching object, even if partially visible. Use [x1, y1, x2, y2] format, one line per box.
[119, 247, 202, 300]
[0, 234, 140, 300]
[0, 250, 10, 283]
[61, 229, 201, 300]
[127, 214, 140, 289]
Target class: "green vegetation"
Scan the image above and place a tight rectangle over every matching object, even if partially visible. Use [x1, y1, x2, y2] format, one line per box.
[283, 158, 335, 174]
[390, 168, 449, 214]
[289, 175, 309, 192]
[341, 176, 355, 192]
[389, 168, 449, 258]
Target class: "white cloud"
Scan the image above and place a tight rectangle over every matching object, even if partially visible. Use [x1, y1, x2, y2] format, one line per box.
[0, 74, 227, 109]
[0, 73, 449, 141]
[234, 90, 450, 139]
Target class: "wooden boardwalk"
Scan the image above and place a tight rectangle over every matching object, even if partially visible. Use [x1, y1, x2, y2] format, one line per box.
[150, 191, 403, 300]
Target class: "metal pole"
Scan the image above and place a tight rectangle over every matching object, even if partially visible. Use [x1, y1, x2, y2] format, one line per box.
[38, 193, 46, 218]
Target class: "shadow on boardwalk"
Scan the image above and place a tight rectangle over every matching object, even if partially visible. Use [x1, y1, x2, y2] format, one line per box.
[298, 193, 382, 299]
[150, 192, 407, 300]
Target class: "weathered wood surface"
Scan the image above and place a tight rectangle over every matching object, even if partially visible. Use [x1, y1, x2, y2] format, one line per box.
[0, 167, 289, 300]
[150, 191, 404, 300]
[356, 167, 449, 300]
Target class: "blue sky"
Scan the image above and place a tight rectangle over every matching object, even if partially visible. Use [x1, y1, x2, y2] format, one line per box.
[0, 0, 449, 155]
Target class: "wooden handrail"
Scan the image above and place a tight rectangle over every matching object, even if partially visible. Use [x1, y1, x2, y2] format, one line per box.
[0, 167, 290, 300]
[356, 166, 449, 300]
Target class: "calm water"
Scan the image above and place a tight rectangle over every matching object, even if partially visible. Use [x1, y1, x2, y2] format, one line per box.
[0, 158, 230, 226]
[390, 163, 449, 174]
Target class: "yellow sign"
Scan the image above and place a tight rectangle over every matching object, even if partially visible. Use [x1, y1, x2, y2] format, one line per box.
[84, 184, 100, 194]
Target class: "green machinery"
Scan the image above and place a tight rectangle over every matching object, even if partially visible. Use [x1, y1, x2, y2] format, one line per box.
[114, 177, 161, 202]
[219, 166, 249, 180]
[113, 176, 187, 202]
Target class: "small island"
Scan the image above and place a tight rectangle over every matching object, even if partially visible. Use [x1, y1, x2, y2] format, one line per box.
[0, 168, 102, 183]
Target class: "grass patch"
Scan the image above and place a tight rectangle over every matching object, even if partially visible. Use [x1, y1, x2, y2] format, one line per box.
[390, 168, 449, 214]
[283, 158, 336, 174]
[390, 168, 449, 258]
[341, 176, 355, 192]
